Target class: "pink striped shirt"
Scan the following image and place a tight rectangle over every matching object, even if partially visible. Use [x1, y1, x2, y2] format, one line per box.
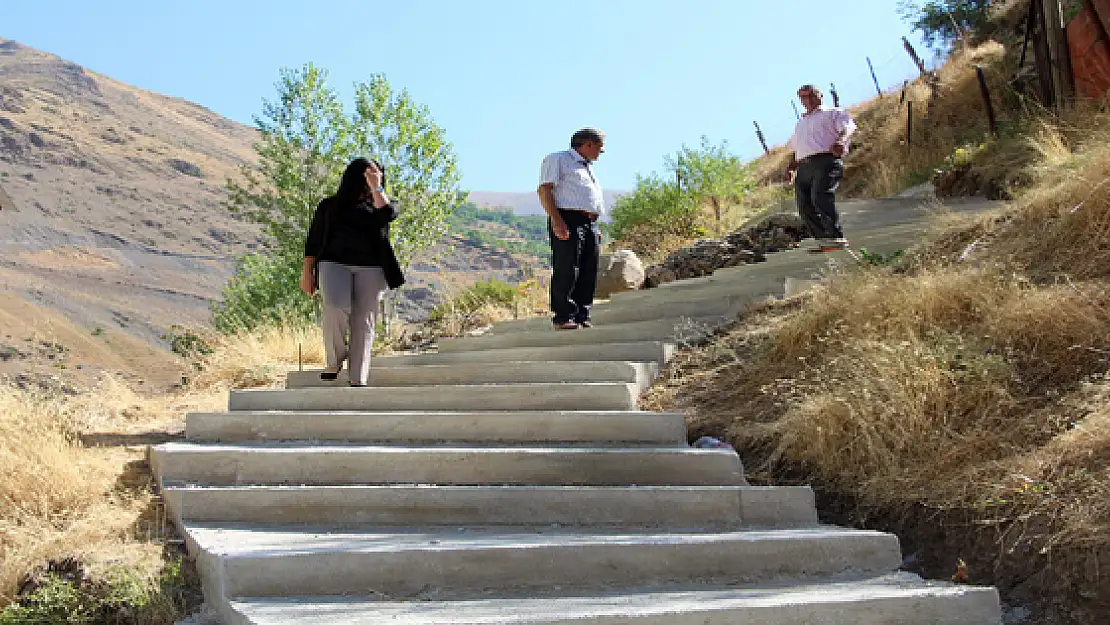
[787, 107, 857, 160]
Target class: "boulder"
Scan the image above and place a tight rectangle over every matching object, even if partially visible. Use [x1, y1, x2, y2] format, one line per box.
[595, 250, 645, 298]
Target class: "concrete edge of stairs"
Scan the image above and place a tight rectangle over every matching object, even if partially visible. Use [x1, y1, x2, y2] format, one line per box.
[223, 573, 1003, 625]
[160, 484, 819, 529]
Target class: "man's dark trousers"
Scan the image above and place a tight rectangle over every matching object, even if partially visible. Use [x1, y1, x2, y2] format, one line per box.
[794, 152, 846, 240]
[549, 208, 600, 324]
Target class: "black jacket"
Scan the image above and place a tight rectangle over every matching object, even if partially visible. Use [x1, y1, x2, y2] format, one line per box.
[304, 195, 405, 289]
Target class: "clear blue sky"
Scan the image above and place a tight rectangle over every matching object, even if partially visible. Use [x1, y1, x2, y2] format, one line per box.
[3, 1, 935, 193]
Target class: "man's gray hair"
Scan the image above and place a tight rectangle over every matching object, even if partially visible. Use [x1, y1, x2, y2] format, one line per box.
[570, 127, 605, 148]
[798, 84, 823, 98]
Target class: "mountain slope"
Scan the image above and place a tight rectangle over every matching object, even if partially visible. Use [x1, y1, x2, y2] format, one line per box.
[0, 37, 540, 388]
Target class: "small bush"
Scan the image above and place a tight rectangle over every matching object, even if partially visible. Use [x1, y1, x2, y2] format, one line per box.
[211, 250, 317, 334]
[1, 559, 193, 624]
[426, 278, 544, 338]
[856, 248, 906, 267]
[161, 325, 213, 360]
[429, 278, 518, 322]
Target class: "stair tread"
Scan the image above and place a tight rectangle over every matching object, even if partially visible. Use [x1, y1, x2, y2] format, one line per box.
[165, 484, 779, 492]
[186, 524, 889, 557]
[228, 573, 998, 624]
[157, 443, 724, 452]
[188, 409, 681, 416]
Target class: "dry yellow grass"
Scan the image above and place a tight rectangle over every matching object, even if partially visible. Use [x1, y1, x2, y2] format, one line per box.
[0, 375, 223, 613]
[643, 51, 1110, 619]
[189, 324, 326, 391]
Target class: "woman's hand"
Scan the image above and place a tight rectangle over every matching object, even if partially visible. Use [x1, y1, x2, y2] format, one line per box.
[364, 162, 383, 191]
[299, 271, 316, 297]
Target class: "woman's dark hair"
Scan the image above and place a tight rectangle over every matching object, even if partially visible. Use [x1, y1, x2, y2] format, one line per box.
[335, 157, 387, 205]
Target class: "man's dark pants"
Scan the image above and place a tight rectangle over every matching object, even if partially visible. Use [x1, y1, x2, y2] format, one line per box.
[549, 208, 600, 324]
[794, 152, 846, 241]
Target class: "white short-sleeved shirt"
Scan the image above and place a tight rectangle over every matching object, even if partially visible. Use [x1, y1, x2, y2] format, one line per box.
[539, 149, 605, 215]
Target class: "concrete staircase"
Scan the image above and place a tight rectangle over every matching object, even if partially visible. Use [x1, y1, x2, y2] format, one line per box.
[152, 197, 1004, 624]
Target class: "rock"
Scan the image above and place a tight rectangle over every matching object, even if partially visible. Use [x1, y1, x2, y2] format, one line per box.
[642, 212, 807, 287]
[595, 250, 644, 298]
[169, 158, 203, 178]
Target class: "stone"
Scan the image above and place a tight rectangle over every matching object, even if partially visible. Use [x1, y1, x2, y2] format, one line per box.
[595, 250, 645, 298]
[642, 213, 807, 288]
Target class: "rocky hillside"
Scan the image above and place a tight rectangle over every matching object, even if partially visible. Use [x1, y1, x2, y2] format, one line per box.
[0, 37, 541, 388]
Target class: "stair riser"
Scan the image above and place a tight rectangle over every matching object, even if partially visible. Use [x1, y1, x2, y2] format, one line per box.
[492, 296, 750, 334]
[285, 362, 656, 389]
[209, 533, 902, 599]
[376, 342, 675, 366]
[152, 448, 746, 486]
[164, 487, 762, 527]
[228, 384, 637, 412]
[612, 282, 781, 304]
[185, 411, 687, 445]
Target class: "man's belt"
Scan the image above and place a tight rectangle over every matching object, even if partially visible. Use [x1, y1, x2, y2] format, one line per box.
[800, 151, 836, 162]
[558, 208, 600, 221]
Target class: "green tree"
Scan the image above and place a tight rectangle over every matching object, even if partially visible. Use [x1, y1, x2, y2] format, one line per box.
[214, 64, 464, 332]
[667, 136, 755, 229]
[609, 136, 753, 254]
[608, 174, 699, 243]
[898, 0, 993, 48]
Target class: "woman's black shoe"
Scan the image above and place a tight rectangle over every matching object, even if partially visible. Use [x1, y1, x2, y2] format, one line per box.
[320, 371, 339, 381]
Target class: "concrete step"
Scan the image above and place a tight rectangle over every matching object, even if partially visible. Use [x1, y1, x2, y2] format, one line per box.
[655, 273, 718, 289]
[151, 444, 746, 487]
[285, 361, 658, 390]
[611, 278, 781, 305]
[189, 525, 903, 605]
[186, 410, 688, 445]
[437, 317, 725, 352]
[162, 484, 817, 528]
[226, 573, 1002, 625]
[378, 341, 676, 366]
[490, 293, 753, 334]
[226, 383, 638, 412]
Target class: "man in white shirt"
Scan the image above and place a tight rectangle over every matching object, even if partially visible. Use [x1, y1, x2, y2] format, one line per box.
[537, 128, 606, 330]
[784, 84, 858, 253]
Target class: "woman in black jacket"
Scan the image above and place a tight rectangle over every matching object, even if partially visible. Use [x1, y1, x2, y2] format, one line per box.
[300, 157, 405, 386]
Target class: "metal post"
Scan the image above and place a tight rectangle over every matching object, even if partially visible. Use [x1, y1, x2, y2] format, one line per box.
[867, 56, 883, 97]
[753, 121, 769, 154]
[791, 100, 801, 120]
[903, 36, 928, 76]
[906, 101, 914, 145]
[974, 66, 998, 135]
[830, 82, 841, 107]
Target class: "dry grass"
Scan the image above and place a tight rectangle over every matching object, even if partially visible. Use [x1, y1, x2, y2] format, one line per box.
[188, 324, 326, 391]
[645, 65, 1110, 620]
[0, 321, 320, 615]
[0, 375, 223, 616]
[423, 278, 548, 339]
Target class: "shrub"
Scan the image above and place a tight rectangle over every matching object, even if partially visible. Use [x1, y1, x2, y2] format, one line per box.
[0, 559, 193, 624]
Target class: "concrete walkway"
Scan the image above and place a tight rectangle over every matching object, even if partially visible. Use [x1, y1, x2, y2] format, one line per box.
[153, 196, 1004, 624]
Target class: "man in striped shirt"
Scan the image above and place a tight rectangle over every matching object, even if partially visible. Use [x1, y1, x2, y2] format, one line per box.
[537, 128, 606, 330]
[784, 84, 858, 253]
